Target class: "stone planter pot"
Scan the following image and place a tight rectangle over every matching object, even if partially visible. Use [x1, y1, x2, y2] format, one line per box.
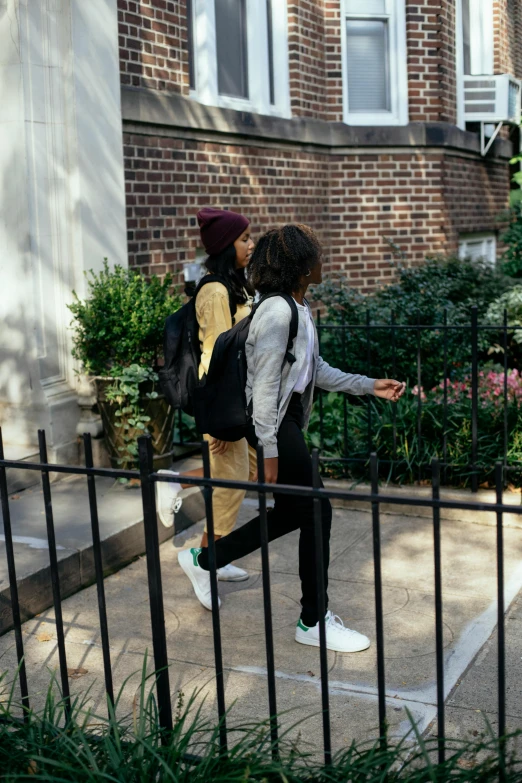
[94, 377, 176, 470]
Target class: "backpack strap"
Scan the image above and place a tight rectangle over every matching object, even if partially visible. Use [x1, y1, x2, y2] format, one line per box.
[194, 274, 238, 321]
[256, 292, 299, 365]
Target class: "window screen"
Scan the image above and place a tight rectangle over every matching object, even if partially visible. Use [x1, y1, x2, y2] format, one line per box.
[215, 0, 249, 99]
[346, 19, 389, 112]
[462, 0, 471, 74]
[187, 0, 195, 90]
[266, 0, 275, 105]
[459, 236, 496, 266]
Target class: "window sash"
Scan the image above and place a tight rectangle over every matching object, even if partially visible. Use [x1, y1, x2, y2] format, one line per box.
[461, 0, 493, 75]
[215, 0, 249, 99]
[190, 0, 289, 117]
[342, 0, 408, 125]
[187, 0, 196, 90]
[346, 18, 390, 112]
[458, 234, 497, 266]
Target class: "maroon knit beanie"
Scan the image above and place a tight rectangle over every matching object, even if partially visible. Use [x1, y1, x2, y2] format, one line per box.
[197, 207, 250, 256]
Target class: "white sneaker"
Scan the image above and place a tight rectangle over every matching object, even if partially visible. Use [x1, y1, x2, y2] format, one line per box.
[178, 548, 221, 611]
[217, 564, 249, 582]
[156, 469, 183, 528]
[295, 610, 370, 653]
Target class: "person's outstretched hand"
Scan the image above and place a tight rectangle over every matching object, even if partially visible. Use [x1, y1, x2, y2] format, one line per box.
[373, 379, 406, 402]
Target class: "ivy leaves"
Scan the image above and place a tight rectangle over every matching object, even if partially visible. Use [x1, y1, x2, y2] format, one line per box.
[106, 365, 159, 468]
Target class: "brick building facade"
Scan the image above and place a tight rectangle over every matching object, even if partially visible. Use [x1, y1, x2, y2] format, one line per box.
[119, 0, 521, 290]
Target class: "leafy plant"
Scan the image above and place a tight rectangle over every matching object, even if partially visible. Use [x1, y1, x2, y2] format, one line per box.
[501, 203, 522, 278]
[1, 663, 521, 781]
[68, 261, 181, 377]
[312, 256, 512, 389]
[68, 262, 181, 469]
[105, 364, 159, 469]
[308, 376, 522, 488]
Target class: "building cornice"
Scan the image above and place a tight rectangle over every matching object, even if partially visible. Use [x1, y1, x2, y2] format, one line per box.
[121, 87, 513, 160]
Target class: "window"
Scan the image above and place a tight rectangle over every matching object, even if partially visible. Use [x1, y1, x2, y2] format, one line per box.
[341, 0, 408, 126]
[189, 0, 290, 117]
[458, 233, 497, 266]
[461, 0, 493, 76]
[456, 0, 494, 127]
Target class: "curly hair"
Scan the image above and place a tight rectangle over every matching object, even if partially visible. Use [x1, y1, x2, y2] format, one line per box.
[247, 224, 322, 295]
[205, 243, 255, 305]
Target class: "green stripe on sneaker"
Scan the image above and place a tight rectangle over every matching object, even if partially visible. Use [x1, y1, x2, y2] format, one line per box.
[297, 618, 310, 632]
[190, 547, 202, 567]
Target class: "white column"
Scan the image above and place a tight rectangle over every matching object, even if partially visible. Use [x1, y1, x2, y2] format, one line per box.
[0, 0, 127, 468]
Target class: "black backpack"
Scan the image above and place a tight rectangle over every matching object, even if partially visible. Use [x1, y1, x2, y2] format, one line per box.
[158, 275, 236, 416]
[192, 293, 299, 442]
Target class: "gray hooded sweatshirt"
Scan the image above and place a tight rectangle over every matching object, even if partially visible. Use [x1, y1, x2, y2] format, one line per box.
[245, 296, 376, 459]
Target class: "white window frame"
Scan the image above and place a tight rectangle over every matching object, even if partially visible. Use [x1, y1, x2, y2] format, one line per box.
[341, 0, 408, 126]
[190, 0, 290, 119]
[458, 233, 497, 266]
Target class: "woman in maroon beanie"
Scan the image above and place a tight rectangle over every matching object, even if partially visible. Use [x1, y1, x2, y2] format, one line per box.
[179, 208, 257, 606]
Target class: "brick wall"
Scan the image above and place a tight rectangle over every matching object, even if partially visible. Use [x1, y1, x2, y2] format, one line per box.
[493, 0, 522, 78]
[328, 151, 446, 289]
[324, 0, 344, 122]
[123, 132, 330, 279]
[123, 129, 511, 291]
[287, 0, 328, 118]
[442, 155, 511, 249]
[406, 0, 457, 124]
[118, 0, 190, 93]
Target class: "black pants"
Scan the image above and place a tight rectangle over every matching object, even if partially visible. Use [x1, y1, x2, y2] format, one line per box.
[198, 394, 332, 627]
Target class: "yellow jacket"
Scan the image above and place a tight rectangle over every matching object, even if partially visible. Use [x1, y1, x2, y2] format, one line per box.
[195, 280, 252, 379]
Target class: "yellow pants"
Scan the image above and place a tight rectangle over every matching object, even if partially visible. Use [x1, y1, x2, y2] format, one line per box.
[203, 435, 257, 536]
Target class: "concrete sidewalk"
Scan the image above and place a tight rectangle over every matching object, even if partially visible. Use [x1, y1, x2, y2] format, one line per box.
[0, 459, 204, 633]
[1, 494, 522, 756]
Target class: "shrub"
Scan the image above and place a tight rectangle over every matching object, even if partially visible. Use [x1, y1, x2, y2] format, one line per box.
[312, 256, 512, 389]
[307, 372, 522, 488]
[500, 203, 522, 278]
[68, 261, 182, 377]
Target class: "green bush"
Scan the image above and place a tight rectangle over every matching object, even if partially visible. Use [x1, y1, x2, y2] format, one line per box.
[501, 203, 522, 278]
[312, 256, 512, 390]
[68, 261, 182, 377]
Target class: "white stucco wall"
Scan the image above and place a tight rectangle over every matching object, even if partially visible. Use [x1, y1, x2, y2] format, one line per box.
[0, 0, 127, 463]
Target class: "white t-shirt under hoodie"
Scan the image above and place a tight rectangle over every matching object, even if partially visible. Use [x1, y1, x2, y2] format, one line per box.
[292, 299, 315, 394]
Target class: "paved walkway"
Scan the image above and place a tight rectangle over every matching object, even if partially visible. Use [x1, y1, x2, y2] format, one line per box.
[1, 495, 522, 756]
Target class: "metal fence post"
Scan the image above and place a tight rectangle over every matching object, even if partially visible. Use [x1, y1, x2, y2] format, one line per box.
[0, 429, 30, 718]
[83, 433, 114, 710]
[317, 309, 324, 450]
[503, 309, 508, 475]
[416, 311, 422, 484]
[38, 429, 71, 721]
[201, 439, 228, 752]
[495, 461, 506, 779]
[443, 309, 448, 485]
[366, 310, 372, 456]
[471, 306, 478, 493]
[138, 434, 173, 737]
[257, 444, 279, 757]
[312, 449, 332, 766]
[432, 458, 445, 763]
[371, 453, 387, 746]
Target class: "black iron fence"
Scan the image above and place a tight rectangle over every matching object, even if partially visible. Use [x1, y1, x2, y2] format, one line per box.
[314, 306, 522, 491]
[174, 307, 522, 491]
[0, 427, 516, 769]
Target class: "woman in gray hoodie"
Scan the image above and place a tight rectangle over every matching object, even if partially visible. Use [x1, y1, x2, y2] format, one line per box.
[179, 224, 405, 653]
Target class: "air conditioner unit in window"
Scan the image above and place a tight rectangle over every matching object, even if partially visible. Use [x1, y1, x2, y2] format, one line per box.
[463, 74, 521, 124]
